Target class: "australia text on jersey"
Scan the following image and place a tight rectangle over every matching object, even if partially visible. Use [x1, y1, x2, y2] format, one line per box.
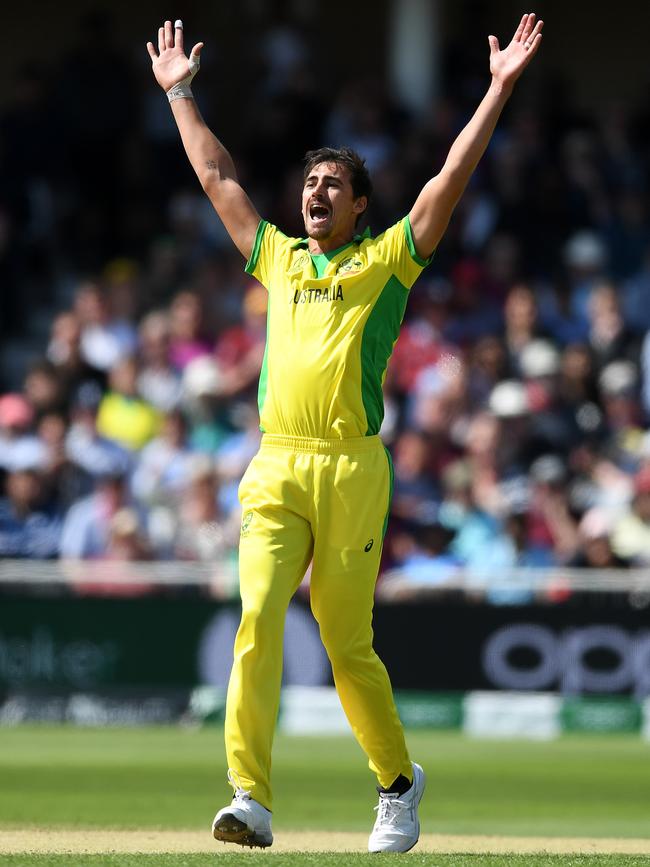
[292, 285, 344, 304]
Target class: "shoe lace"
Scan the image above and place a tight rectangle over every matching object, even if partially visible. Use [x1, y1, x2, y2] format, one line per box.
[374, 793, 409, 826]
[227, 768, 252, 806]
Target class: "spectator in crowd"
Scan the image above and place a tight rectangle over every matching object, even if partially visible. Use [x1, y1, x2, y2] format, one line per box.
[503, 284, 546, 376]
[96, 356, 161, 451]
[181, 355, 231, 453]
[567, 439, 633, 520]
[611, 468, 650, 565]
[486, 379, 532, 474]
[438, 459, 501, 569]
[389, 282, 450, 396]
[597, 360, 644, 458]
[59, 471, 134, 559]
[214, 282, 267, 399]
[131, 409, 193, 506]
[0, 467, 62, 558]
[472, 507, 556, 605]
[586, 282, 640, 376]
[570, 507, 630, 570]
[102, 258, 141, 331]
[408, 352, 466, 446]
[556, 343, 599, 418]
[65, 382, 131, 483]
[168, 290, 212, 370]
[136, 310, 183, 412]
[23, 360, 68, 420]
[46, 311, 106, 401]
[106, 507, 152, 561]
[445, 257, 501, 344]
[95, 507, 155, 596]
[391, 430, 440, 524]
[36, 410, 84, 509]
[392, 520, 460, 588]
[526, 454, 579, 563]
[519, 339, 585, 452]
[461, 410, 504, 516]
[563, 230, 608, 328]
[73, 279, 137, 372]
[466, 335, 508, 410]
[0, 393, 48, 473]
[172, 455, 239, 562]
[66, 507, 156, 598]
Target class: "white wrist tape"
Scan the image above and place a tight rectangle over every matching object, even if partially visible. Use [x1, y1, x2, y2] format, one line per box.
[166, 27, 201, 103]
[167, 82, 193, 102]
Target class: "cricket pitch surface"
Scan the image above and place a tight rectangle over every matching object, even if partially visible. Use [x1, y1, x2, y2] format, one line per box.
[2, 830, 650, 855]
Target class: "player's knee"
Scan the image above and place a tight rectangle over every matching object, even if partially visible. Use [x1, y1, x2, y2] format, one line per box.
[319, 627, 371, 668]
[241, 595, 285, 632]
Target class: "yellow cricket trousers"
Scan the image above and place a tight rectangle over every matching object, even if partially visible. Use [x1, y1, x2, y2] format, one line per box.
[224, 433, 412, 810]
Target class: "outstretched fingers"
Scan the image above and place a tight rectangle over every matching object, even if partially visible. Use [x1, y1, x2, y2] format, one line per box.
[488, 34, 500, 56]
[513, 13, 529, 43]
[523, 19, 544, 55]
[164, 19, 174, 50]
[527, 27, 543, 56]
[174, 19, 184, 52]
[154, 20, 184, 57]
[520, 12, 537, 43]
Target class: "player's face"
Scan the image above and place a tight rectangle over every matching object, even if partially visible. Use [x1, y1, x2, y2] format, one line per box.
[302, 162, 365, 240]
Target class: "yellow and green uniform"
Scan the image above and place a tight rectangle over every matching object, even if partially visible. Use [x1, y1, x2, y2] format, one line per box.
[225, 217, 432, 809]
[248, 216, 431, 439]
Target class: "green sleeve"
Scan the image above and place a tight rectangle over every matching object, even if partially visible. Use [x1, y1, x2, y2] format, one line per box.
[245, 219, 269, 276]
[403, 215, 435, 268]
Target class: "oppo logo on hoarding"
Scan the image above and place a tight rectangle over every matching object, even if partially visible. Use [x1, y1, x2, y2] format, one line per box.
[482, 624, 650, 696]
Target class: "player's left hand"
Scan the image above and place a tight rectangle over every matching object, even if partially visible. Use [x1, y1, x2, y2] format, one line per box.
[489, 12, 543, 89]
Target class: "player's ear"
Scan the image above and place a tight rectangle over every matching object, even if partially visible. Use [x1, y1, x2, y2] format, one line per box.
[353, 196, 368, 215]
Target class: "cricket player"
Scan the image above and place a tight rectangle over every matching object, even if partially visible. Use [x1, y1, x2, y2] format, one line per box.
[147, 13, 543, 853]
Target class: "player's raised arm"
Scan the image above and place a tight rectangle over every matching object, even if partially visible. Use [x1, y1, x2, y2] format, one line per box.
[146, 19, 261, 261]
[408, 12, 544, 260]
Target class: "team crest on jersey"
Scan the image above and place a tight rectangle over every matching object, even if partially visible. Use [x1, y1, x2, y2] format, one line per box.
[241, 510, 254, 536]
[288, 252, 310, 274]
[336, 256, 363, 274]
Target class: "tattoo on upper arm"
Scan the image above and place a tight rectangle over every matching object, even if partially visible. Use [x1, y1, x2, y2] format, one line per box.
[206, 160, 218, 170]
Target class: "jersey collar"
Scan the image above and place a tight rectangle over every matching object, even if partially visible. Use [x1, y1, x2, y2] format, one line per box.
[290, 226, 372, 250]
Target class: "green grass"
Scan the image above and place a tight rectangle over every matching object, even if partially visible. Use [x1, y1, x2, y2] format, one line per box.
[1, 727, 650, 839]
[2, 857, 650, 867]
[2, 726, 650, 866]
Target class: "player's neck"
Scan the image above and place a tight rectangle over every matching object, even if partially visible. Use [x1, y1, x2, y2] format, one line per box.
[307, 229, 355, 255]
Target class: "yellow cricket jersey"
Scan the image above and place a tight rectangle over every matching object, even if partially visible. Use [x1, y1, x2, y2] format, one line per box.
[245, 216, 432, 439]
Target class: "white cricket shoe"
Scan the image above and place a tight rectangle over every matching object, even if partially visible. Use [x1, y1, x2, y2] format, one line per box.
[368, 761, 425, 853]
[212, 772, 273, 849]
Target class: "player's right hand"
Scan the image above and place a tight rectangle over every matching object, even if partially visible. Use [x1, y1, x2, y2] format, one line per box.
[146, 19, 203, 93]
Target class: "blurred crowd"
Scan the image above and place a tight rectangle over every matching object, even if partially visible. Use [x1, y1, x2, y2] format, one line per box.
[2, 11, 650, 601]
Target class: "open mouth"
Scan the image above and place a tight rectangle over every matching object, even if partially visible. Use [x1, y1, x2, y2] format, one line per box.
[308, 201, 331, 225]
